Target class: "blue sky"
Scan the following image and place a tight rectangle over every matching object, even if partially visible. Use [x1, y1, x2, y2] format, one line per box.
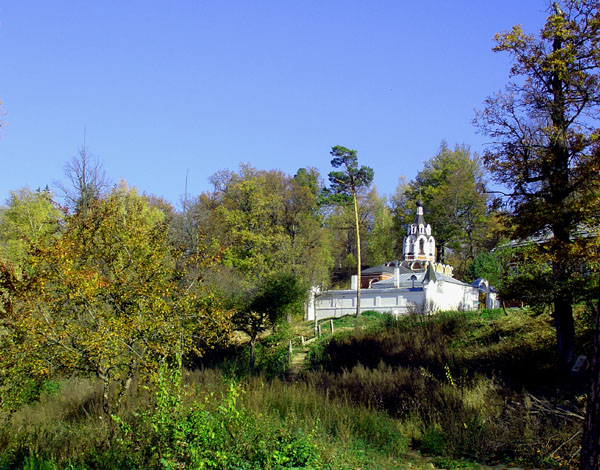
[0, 1, 548, 208]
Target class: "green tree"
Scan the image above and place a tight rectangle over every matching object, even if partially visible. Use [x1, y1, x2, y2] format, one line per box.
[401, 142, 490, 275]
[321, 146, 374, 317]
[188, 166, 332, 358]
[288, 168, 333, 288]
[475, 0, 600, 370]
[463, 242, 529, 300]
[463, 250, 501, 286]
[390, 176, 413, 255]
[324, 186, 387, 281]
[322, 202, 356, 282]
[365, 189, 396, 266]
[233, 272, 305, 368]
[211, 166, 290, 279]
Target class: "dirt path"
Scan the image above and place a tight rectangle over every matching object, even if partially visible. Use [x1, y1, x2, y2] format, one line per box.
[287, 336, 317, 376]
[403, 451, 532, 470]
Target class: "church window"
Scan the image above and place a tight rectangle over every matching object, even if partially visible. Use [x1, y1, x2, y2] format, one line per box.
[419, 239, 425, 254]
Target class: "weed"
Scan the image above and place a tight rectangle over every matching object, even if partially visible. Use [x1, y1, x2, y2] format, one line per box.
[22, 455, 58, 470]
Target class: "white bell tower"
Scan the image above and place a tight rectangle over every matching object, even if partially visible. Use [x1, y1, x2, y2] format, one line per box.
[402, 199, 436, 263]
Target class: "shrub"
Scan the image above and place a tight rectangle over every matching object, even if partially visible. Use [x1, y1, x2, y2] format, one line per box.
[418, 428, 446, 455]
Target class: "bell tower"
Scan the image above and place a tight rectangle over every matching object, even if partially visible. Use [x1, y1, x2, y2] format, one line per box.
[403, 199, 436, 263]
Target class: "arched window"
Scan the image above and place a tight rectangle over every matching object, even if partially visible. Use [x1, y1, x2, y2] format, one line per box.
[419, 239, 425, 254]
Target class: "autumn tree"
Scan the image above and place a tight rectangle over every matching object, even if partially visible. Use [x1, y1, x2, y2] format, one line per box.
[475, 0, 600, 370]
[0, 188, 62, 277]
[321, 146, 374, 317]
[202, 165, 331, 288]
[584, 265, 600, 470]
[0, 184, 231, 412]
[475, 5, 600, 467]
[187, 166, 331, 366]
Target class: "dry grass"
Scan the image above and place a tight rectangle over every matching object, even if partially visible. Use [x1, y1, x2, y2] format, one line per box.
[303, 309, 589, 468]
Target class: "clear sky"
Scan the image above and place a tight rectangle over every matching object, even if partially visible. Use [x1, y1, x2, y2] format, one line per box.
[0, 1, 549, 208]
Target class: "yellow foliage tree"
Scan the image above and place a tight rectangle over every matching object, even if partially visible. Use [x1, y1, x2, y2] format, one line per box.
[0, 184, 231, 412]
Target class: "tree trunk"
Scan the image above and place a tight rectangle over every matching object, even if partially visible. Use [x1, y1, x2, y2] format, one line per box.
[249, 338, 256, 369]
[552, 227, 576, 370]
[99, 368, 111, 415]
[548, 14, 576, 371]
[554, 297, 576, 369]
[580, 280, 600, 470]
[116, 361, 135, 409]
[353, 192, 361, 317]
[437, 240, 445, 264]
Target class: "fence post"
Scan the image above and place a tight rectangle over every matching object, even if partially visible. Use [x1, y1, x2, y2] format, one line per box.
[330, 319, 334, 333]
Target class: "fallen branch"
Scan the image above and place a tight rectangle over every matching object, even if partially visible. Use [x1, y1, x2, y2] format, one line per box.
[527, 393, 584, 422]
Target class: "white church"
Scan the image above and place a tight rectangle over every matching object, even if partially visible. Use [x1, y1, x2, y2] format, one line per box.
[306, 199, 499, 321]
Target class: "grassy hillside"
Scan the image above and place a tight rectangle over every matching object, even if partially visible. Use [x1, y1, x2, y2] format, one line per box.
[0, 308, 594, 469]
[303, 309, 591, 468]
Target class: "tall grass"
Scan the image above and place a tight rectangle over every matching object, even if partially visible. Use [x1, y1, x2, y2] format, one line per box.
[0, 368, 411, 469]
[0, 308, 591, 469]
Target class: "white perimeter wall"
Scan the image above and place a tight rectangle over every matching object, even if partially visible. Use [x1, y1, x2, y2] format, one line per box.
[425, 281, 479, 313]
[308, 281, 479, 321]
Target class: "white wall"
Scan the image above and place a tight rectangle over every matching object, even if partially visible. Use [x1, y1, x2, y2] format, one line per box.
[425, 281, 479, 313]
[309, 281, 479, 321]
[486, 292, 500, 309]
[311, 288, 425, 320]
